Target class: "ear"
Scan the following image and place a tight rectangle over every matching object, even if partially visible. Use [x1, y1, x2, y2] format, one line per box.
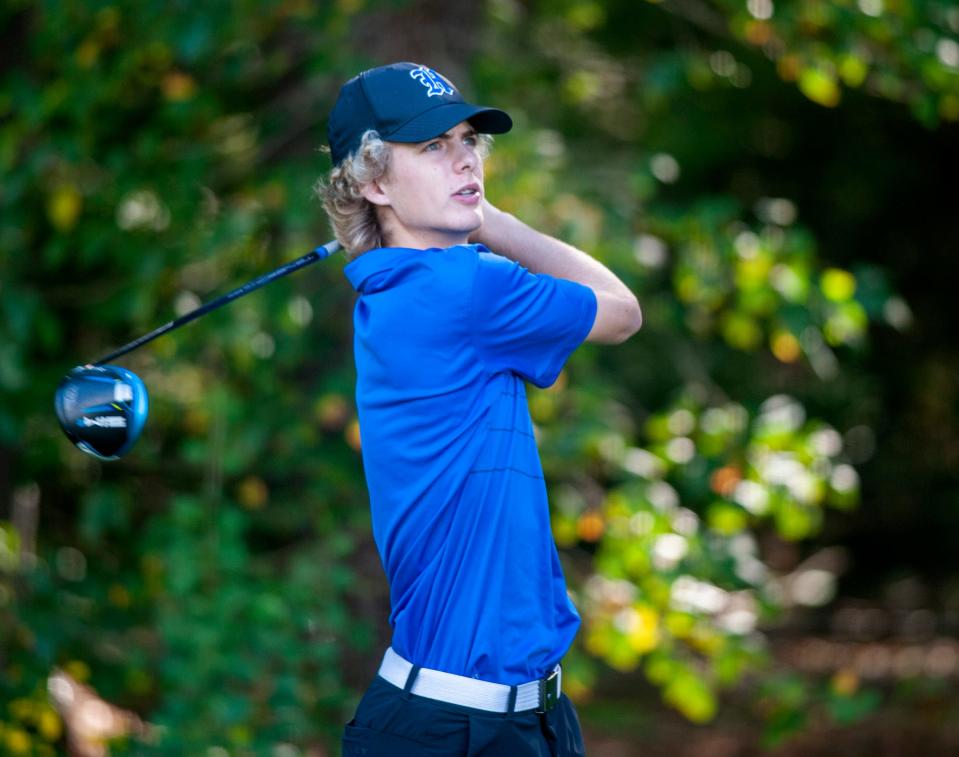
[360, 178, 392, 208]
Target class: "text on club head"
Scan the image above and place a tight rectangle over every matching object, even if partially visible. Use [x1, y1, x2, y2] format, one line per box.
[79, 416, 128, 428]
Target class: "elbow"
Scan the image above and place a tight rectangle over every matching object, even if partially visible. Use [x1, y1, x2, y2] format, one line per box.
[628, 295, 643, 334]
[586, 291, 643, 344]
[614, 295, 642, 343]
[602, 295, 642, 345]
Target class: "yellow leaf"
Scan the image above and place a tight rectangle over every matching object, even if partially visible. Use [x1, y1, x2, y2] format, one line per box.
[528, 391, 555, 422]
[606, 636, 640, 671]
[4, 728, 31, 755]
[585, 623, 612, 657]
[622, 542, 651, 577]
[566, 1, 605, 30]
[237, 476, 269, 510]
[576, 511, 605, 542]
[688, 626, 724, 655]
[664, 672, 718, 723]
[775, 501, 819, 541]
[64, 659, 91, 683]
[821, 268, 856, 302]
[709, 466, 741, 496]
[228, 724, 252, 745]
[545, 369, 567, 393]
[839, 55, 868, 88]
[707, 502, 748, 534]
[183, 407, 211, 435]
[798, 68, 841, 108]
[162, 72, 196, 102]
[561, 675, 591, 702]
[563, 70, 603, 105]
[9, 698, 32, 721]
[771, 330, 802, 363]
[552, 515, 578, 548]
[832, 668, 859, 696]
[665, 610, 696, 638]
[345, 418, 362, 451]
[641, 575, 672, 606]
[645, 655, 674, 684]
[314, 393, 348, 431]
[75, 39, 99, 68]
[720, 312, 762, 351]
[735, 255, 773, 289]
[626, 604, 661, 654]
[47, 185, 82, 232]
[777, 55, 801, 82]
[744, 20, 773, 46]
[37, 709, 62, 742]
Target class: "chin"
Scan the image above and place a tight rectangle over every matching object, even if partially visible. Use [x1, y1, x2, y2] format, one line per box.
[464, 209, 484, 233]
[440, 217, 482, 243]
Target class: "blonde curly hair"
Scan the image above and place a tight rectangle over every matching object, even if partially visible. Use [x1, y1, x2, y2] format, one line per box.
[315, 130, 392, 261]
[316, 129, 493, 260]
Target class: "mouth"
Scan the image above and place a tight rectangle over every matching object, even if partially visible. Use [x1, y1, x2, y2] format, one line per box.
[452, 183, 482, 199]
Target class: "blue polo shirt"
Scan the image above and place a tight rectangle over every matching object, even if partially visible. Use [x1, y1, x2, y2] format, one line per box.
[344, 243, 597, 686]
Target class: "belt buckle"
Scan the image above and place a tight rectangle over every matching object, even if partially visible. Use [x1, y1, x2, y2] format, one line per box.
[537, 667, 561, 714]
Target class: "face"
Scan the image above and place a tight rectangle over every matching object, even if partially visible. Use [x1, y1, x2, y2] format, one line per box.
[362, 121, 485, 250]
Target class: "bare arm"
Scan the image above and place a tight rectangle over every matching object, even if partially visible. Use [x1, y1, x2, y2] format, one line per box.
[471, 201, 642, 344]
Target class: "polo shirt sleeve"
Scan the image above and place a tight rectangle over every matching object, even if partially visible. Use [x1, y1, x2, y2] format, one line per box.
[471, 250, 598, 388]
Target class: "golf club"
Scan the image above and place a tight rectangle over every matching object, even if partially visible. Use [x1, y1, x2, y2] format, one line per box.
[55, 239, 341, 460]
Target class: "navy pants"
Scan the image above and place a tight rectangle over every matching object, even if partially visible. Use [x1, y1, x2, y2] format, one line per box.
[342, 675, 586, 756]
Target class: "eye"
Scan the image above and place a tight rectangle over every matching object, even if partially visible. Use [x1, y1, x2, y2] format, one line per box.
[424, 141, 442, 152]
[463, 134, 477, 147]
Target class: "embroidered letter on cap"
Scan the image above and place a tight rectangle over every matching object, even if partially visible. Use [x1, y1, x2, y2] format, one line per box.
[410, 66, 456, 97]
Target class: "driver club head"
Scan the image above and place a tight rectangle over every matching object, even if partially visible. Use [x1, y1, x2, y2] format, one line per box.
[55, 365, 149, 460]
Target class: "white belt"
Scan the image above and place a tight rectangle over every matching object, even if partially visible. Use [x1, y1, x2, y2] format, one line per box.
[377, 647, 562, 714]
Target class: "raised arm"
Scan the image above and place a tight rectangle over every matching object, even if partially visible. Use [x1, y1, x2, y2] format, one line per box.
[471, 201, 642, 344]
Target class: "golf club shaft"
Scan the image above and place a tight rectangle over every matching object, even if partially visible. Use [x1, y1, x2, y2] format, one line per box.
[93, 240, 341, 365]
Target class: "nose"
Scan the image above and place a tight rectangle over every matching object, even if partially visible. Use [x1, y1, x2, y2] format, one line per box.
[453, 141, 477, 173]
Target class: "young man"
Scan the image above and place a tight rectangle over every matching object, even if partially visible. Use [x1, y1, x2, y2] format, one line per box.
[321, 62, 641, 756]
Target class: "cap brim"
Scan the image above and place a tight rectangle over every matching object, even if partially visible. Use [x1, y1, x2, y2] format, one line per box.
[383, 103, 512, 144]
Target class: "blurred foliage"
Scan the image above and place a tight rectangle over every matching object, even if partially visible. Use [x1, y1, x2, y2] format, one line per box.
[2, 0, 957, 753]
[710, 0, 959, 122]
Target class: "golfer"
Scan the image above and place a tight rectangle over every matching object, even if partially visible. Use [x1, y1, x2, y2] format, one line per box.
[320, 62, 641, 756]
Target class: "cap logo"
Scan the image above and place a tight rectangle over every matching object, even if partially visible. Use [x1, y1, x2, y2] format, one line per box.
[409, 66, 456, 98]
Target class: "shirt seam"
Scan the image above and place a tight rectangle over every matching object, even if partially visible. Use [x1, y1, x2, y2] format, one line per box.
[467, 250, 497, 381]
[488, 425, 535, 439]
[469, 466, 544, 480]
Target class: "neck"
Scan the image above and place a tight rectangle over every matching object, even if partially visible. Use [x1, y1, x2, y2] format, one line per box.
[378, 210, 470, 250]
[383, 228, 469, 251]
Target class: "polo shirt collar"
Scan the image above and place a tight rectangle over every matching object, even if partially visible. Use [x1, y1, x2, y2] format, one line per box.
[344, 244, 487, 294]
[344, 247, 426, 293]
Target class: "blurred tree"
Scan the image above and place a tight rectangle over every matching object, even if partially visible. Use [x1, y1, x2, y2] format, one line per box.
[476, 0, 958, 742]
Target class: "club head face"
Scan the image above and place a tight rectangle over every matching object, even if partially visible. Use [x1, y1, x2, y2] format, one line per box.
[55, 365, 149, 460]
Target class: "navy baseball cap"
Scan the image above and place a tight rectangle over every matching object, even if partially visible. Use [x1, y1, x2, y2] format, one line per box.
[327, 62, 512, 166]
